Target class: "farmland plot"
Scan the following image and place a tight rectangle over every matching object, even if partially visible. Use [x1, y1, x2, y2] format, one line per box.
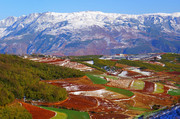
[21, 102, 56, 119]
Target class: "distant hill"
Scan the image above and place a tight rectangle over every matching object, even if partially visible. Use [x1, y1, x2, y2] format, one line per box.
[0, 11, 180, 55]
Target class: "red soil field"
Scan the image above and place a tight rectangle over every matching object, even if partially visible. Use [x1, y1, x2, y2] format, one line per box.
[167, 71, 180, 75]
[58, 94, 97, 110]
[90, 113, 130, 119]
[56, 94, 122, 112]
[40, 60, 63, 63]
[126, 70, 141, 76]
[43, 76, 104, 91]
[143, 81, 154, 93]
[89, 97, 123, 112]
[39, 59, 65, 63]
[50, 81, 103, 91]
[134, 75, 149, 79]
[133, 92, 175, 106]
[21, 102, 56, 119]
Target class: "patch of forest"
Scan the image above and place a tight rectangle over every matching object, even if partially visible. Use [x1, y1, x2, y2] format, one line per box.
[0, 103, 32, 119]
[0, 54, 85, 106]
[68, 55, 103, 62]
[117, 59, 166, 71]
[160, 53, 180, 72]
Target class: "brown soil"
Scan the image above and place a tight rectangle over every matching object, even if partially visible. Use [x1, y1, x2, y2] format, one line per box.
[167, 71, 180, 75]
[124, 110, 147, 117]
[126, 70, 141, 76]
[106, 79, 132, 89]
[115, 63, 129, 68]
[57, 94, 123, 112]
[133, 92, 174, 107]
[42, 76, 104, 91]
[21, 102, 55, 119]
[58, 94, 98, 110]
[133, 75, 149, 79]
[40, 59, 64, 63]
[90, 113, 130, 119]
[143, 81, 154, 93]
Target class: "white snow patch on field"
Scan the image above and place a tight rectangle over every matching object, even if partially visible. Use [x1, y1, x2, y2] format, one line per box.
[84, 60, 94, 65]
[129, 67, 151, 76]
[118, 71, 128, 77]
[64, 86, 79, 91]
[70, 89, 117, 98]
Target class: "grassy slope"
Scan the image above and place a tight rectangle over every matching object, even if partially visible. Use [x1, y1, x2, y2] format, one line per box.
[128, 106, 149, 111]
[40, 106, 90, 119]
[131, 81, 145, 90]
[168, 89, 180, 96]
[105, 86, 134, 97]
[86, 74, 108, 84]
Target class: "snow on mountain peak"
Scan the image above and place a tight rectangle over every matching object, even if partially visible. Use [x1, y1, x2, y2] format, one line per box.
[172, 12, 180, 17]
[142, 12, 180, 17]
[0, 11, 180, 38]
[0, 16, 18, 28]
[0, 11, 180, 55]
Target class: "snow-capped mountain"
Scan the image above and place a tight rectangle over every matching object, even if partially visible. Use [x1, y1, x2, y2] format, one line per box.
[0, 11, 180, 55]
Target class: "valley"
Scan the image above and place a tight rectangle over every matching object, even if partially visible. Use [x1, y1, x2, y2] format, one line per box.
[1, 53, 177, 119]
[0, 1, 180, 119]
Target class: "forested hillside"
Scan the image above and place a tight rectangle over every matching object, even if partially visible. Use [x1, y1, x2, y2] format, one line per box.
[0, 54, 84, 106]
[0, 103, 32, 119]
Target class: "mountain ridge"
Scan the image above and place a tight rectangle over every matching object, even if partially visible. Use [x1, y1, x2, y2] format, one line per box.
[0, 11, 180, 55]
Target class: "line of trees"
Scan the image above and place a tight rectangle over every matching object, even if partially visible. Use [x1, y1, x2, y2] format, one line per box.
[63, 54, 180, 72]
[117, 59, 167, 71]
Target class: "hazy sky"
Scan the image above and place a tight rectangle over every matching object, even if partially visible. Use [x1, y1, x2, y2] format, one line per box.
[0, 0, 180, 20]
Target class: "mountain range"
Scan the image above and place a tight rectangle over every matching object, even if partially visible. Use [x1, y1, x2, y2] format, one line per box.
[0, 11, 180, 56]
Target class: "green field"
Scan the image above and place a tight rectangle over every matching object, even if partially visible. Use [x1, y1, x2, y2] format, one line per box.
[128, 106, 149, 111]
[86, 74, 108, 84]
[105, 86, 134, 97]
[153, 83, 164, 94]
[175, 84, 180, 88]
[130, 80, 145, 90]
[168, 89, 180, 96]
[40, 106, 90, 119]
[94, 74, 119, 80]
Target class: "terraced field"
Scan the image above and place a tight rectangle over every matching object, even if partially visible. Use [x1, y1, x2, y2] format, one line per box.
[105, 86, 134, 97]
[42, 76, 104, 91]
[56, 94, 123, 112]
[26, 56, 180, 119]
[38, 73, 179, 118]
